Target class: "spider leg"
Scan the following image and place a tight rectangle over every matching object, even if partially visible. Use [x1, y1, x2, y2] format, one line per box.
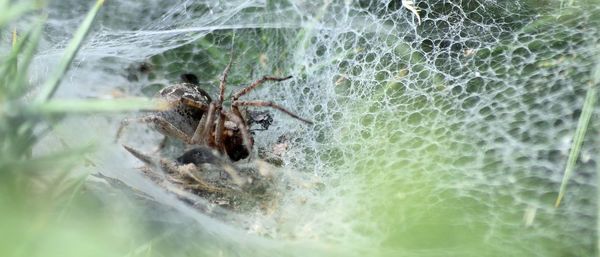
[180, 97, 209, 111]
[228, 104, 252, 160]
[227, 76, 295, 149]
[232, 75, 293, 100]
[191, 102, 216, 145]
[116, 117, 182, 142]
[144, 116, 193, 144]
[115, 118, 133, 142]
[155, 136, 168, 153]
[180, 96, 216, 146]
[231, 105, 246, 125]
[123, 144, 156, 165]
[214, 54, 234, 152]
[180, 96, 211, 145]
[230, 104, 248, 146]
[117, 118, 181, 154]
[214, 113, 226, 152]
[218, 53, 234, 106]
[233, 100, 314, 125]
[222, 110, 253, 160]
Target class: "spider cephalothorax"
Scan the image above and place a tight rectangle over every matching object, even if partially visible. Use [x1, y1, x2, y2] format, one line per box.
[119, 57, 312, 162]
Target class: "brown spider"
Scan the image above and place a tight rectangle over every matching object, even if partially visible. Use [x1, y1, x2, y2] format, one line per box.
[118, 56, 313, 161]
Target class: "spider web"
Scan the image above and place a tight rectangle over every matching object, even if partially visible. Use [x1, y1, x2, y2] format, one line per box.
[26, 0, 600, 256]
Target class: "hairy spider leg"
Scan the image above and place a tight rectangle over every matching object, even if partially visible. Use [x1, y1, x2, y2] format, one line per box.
[191, 102, 216, 145]
[233, 100, 314, 125]
[229, 76, 294, 126]
[181, 97, 209, 111]
[115, 116, 194, 144]
[115, 118, 132, 142]
[180, 97, 213, 145]
[221, 109, 253, 160]
[144, 116, 194, 144]
[228, 75, 295, 153]
[214, 54, 234, 152]
[231, 75, 293, 100]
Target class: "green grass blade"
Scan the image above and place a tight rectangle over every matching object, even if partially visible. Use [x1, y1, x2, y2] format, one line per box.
[555, 85, 597, 207]
[12, 18, 44, 93]
[35, 0, 105, 103]
[0, 27, 31, 89]
[0, 145, 94, 174]
[0, 27, 21, 103]
[8, 28, 19, 88]
[12, 28, 17, 47]
[28, 98, 169, 114]
[56, 170, 92, 222]
[0, 17, 45, 97]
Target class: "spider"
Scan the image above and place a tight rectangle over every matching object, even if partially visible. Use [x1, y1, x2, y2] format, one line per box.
[117, 56, 313, 162]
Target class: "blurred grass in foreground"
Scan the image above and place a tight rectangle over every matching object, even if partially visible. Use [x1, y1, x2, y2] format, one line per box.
[0, 1, 172, 257]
